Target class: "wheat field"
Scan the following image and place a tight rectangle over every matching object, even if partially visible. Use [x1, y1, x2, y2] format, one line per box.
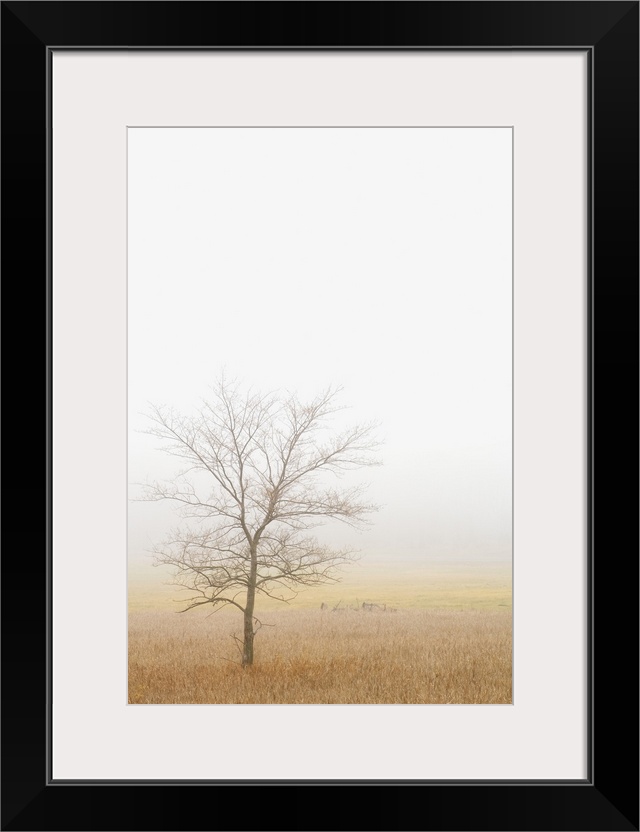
[128, 606, 512, 704]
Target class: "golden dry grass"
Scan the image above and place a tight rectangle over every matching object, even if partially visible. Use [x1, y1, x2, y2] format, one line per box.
[128, 607, 512, 704]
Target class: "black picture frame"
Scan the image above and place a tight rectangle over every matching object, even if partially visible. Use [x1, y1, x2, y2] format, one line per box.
[2, 2, 638, 830]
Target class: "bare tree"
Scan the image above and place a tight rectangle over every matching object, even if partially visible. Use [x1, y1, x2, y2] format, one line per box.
[140, 378, 381, 667]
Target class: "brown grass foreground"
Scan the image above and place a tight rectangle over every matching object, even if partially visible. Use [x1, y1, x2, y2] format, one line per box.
[129, 608, 512, 704]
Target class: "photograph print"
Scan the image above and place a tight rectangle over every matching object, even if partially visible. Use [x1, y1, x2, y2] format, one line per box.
[128, 126, 512, 704]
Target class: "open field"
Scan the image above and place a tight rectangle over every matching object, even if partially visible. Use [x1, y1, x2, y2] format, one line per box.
[129, 607, 512, 704]
[129, 560, 512, 704]
[128, 558, 512, 612]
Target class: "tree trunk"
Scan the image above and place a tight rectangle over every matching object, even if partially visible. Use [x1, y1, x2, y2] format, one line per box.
[242, 606, 254, 668]
[242, 543, 258, 668]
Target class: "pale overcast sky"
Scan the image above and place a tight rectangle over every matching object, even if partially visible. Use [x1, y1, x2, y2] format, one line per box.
[128, 127, 512, 568]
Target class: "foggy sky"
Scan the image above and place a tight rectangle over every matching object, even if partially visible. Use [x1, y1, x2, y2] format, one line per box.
[128, 127, 512, 569]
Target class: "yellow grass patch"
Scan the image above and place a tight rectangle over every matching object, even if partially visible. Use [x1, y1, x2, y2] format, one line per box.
[128, 559, 512, 612]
